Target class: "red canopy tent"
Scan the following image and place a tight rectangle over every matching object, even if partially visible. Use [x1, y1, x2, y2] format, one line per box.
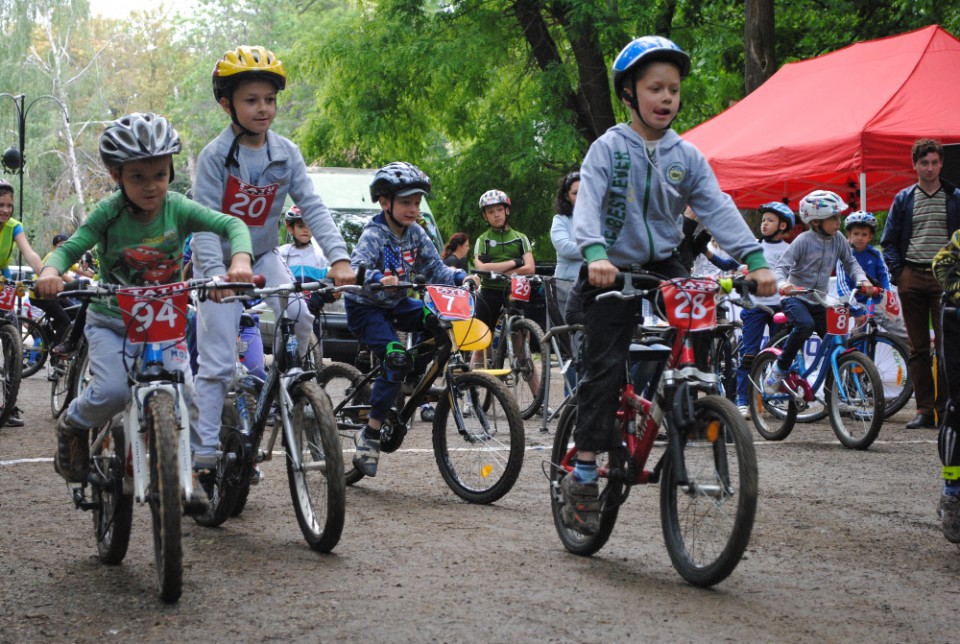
[682, 25, 960, 212]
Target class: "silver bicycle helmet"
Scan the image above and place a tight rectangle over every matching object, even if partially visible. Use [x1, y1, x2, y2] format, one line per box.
[844, 210, 878, 231]
[99, 112, 182, 169]
[369, 162, 432, 201]
[478, 189, 511, 211]
[798, 190, 848, 224]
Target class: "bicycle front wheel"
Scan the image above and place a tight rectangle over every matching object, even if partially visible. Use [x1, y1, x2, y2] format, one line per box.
[549, 401, 623, 556]
[825, 350, 885, 450]
[90, 419, 133, 565]
[317, 362, 371, 486]
[493, 318, 546, 419]
[748, 351, 797, 441]
[284, 381, 346, 552]
[433, 371, 524, 504]
[145, 391, 183, 603]
[19, 315, 48, 378]
[661, 395, 758, 588]
[0, 322, 23, 426]
[50, 356, 71, 418]
[846, 331, 912, 418]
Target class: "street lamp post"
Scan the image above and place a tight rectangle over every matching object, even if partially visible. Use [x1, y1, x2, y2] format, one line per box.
[0, 93, 70, 274]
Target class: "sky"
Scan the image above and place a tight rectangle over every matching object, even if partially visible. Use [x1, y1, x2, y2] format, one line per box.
[88, 0, 199, 19]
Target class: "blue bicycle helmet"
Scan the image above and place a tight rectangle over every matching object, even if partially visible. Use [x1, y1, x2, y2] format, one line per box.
[758, 201, 796, 229]
[612, 36, 691, 98]
[844, 210, 878, 231]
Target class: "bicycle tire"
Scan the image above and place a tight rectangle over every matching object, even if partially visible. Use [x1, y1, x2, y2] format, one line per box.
[825, 350, 885, 450]
[661, 395, 758, 587]
[549, 401, 623, 556]
[50, 357, 71, 418]
[0, 322, 23, 426]
[18, 315, 48, 378]
[90, 419, 133, 565]
[301, 331, 324, 376]
[317, 362, 370, 486]
[492, 317, 546, 419]
[145, 390, 183, 603]
[284, 381, 346, 552]
[712, 328, 738, 403]
[432, 371, 524, 504]
[192, 391, 254, 527]
[765, 328, 828, 422]
[748, 351, 797, 441]
[225, 389, 259, 518]
[845, 331, 912, 418]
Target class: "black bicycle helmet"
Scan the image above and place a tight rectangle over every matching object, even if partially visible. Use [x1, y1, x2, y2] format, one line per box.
[369, 162, 432, 201]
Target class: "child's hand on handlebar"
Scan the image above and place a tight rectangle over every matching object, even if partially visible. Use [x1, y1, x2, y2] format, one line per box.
[778, 282, 798, 297]
[746, 267, 777, 297]
[36, 270, 64, 299]
[461, 274, 481, 290]
[859, 282, 877, 297]
[327, 259, 355, 286]
[588, 259, 618, 289]
[380, 274, 400, 287]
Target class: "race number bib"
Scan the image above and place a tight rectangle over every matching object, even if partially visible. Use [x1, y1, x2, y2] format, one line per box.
[0, 284, 15, 311]
[660, 277, 719, 330]
[222, 175, 279, 227]
[885, 289, 901, 316]
[509, 274, 531, 302]
[827, 305, 850, 335]
[117, 283, 189, 344]
[424, 285, 475, 321]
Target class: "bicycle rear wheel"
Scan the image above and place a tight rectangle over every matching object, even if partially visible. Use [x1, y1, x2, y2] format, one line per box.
[90, 420, 133, 564]
[748, 351, 797, 441]
[317, 362, 370, 486]
[846, 331, 912, 418]
[433, 371, 524, 504]
[661, 395, 758, 587]
[825, 350, 885, 450]
[145, 391, 183, 603]
[50, 356, 71, 418]
[0, 322, 23, 426]
[284, 381, 346, 552]
[549, 401, 623, 556]
[19, 315, 48, 378]
[493, 318, 546, 419]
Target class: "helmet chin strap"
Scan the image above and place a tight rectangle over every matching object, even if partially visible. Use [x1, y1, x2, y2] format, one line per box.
[623, 88, 681, 133]
[385, 196, 407, 232]
[293, 238, 311, 249]
[224, 101, 258, 169]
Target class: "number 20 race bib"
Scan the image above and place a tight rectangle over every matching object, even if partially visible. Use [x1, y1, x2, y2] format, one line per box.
[222, 175, 280, 227]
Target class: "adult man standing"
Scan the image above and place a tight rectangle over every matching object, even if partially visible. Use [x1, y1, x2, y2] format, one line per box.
[881, 139, 960, 429]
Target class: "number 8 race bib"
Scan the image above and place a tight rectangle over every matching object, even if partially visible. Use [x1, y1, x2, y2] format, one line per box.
[222, 175, 280, 227]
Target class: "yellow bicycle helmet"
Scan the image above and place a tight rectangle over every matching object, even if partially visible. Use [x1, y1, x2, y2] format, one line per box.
[212, 46, 287, 101]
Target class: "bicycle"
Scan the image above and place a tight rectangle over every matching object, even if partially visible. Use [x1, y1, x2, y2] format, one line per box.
[0, 279, 24, 427]
[62, 277, 253, 603]
[748, 287, 886, 449]
[474, 270, 547, 419]
[710, 287, 743, 405]
[548, 271, 758, 588]
[18, 287, 82, 378]
[194, 278, 346, 553]
[319, 278, 525, 504]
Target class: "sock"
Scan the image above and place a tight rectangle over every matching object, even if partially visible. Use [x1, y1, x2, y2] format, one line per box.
[573, 459, 597, 484]
[945, 481, 960, 497]
[363, 426, 380, 442]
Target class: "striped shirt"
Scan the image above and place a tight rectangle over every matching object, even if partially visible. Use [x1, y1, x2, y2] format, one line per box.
[905, 187, 949, 265]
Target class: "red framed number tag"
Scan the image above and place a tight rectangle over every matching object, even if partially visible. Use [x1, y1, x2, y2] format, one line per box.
[0, 283, 16, 311]
[509, 274, 531, 302]
[221, 175, 279, 228]
[660, 277, 719, 330]
[117, 283, 189, 344]
[424, 285, 475, 321]
[885, 289, 901, 316]
[826, 305, 850, 335]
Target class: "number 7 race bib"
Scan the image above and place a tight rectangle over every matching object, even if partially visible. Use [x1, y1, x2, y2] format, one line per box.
[222, 175, 280, 227]
[117, 283, 189, 344]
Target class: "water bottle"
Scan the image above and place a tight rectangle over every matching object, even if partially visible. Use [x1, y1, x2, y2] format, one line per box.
[492, 318, 503, 350]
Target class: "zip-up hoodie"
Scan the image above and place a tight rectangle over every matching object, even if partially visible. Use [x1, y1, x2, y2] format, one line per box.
[346, 212, 466, 308]
[190, 126, 349, 275]
[774, 230, 866, 305]
[573, 124, 766, 271]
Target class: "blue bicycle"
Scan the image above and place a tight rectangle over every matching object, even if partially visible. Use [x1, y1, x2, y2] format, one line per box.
[748, 287, 885, 450]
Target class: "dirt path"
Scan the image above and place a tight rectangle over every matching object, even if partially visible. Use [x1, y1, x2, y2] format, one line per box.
[0, 372, 956, 642]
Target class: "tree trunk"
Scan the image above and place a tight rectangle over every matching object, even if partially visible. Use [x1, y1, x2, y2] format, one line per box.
[744, 0, 777, 94]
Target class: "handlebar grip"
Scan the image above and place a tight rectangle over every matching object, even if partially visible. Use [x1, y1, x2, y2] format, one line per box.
[355, 262, 366, 286]
[63, 278, 91, 292]
[253, 274, 266, 288]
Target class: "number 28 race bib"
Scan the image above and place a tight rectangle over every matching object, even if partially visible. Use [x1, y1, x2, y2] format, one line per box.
[222, 175, 280, 227]
[660, 277, 719, 331]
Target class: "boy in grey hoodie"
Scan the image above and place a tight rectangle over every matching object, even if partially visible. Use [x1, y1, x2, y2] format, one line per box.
[560, 36, 776, 536]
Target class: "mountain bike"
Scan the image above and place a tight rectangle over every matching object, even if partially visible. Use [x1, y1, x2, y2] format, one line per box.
[0, 279, 24, 427]
[194, 278, 346, 553]
[320, 279, 525, 504]
[475, 271, 547, 419]
[710, 290, 742, 404]
[749, 287, 885, 449]
[18, 288, 82, 378]
[548, 271, 758, 588]
[63, 277, 253, 603]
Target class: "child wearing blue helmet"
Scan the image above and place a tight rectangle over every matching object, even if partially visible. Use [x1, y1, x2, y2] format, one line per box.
[561, 35, 777, 535]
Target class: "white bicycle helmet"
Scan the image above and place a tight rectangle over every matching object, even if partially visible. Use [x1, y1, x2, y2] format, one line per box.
[478, 189, 511, 212]
[798, 190, 848, 224]
[844, 210, 878, 231]
[99, 113, 181, 169]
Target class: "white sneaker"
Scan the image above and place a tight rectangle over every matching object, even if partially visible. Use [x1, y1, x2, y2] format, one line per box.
[737, 404, 750, 420]
[763, 364, 785, 395]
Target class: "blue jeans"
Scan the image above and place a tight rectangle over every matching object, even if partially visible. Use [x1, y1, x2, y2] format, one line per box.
[777, 298, 826, 372]
[736, 305, 780, 405]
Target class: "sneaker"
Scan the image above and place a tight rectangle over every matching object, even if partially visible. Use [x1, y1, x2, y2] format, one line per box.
[192, 467, 217, 501]
[352, 428, 381, 477]
[536, 405, 555, 418]
[4, 407, 23, 427]
[461, 402, 474, 418]
[54, 415, 89, 483]
[763, 364, 785, 395]
[52, 340, 78, 358]
[559, 472, 600, 535]
[419, 404, 435, 422]
[940, 494, 960, 543]
[737, 404, 750, 420]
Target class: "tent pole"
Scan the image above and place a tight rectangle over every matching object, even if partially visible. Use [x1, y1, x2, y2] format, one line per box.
[860, 173, 867, 211]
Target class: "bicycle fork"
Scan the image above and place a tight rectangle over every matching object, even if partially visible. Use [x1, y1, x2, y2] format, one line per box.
[127, 382, 195, 505]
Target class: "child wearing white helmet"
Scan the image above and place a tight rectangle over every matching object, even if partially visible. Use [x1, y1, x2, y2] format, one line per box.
[763, 190, 875, 394]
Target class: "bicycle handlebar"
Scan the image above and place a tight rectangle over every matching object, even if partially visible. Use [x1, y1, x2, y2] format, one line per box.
[58, 274, 267, 300]
[472, 270, 542, 284]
